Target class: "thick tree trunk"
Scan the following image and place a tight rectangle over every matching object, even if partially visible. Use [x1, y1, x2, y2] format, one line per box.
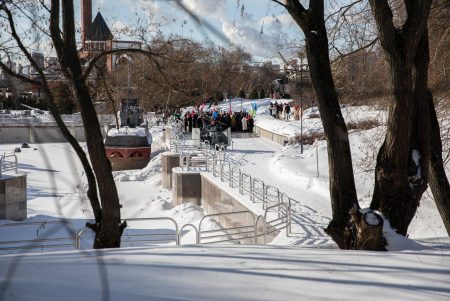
[369, 0, 432, 236]
[284, 1, 359, 248]
[305, 29, 358, 248]
[71, 79, 124, 248]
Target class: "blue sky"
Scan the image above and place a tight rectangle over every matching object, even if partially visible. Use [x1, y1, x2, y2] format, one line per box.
[74, 0, 304, 61]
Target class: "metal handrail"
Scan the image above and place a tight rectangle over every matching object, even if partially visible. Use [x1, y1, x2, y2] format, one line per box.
[239, 172, 252, 195]
[77, 217, 180, 249]
[264, 203, 291, 238]
[199, 137, 295, 236]
[169, 126, 294, 244]
[255, 215, 267, 244]
[178, 223, 199, 244]
[0, 153, 18, 177]
[0, 220, 78, 252]
[123, 217, 180, 246]
[251, 178, 265, 206]
[264, 184, 281, 216]
[198, 211, 257, 244]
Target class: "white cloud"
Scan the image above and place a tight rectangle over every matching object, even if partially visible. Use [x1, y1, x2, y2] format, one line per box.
[117, 0, 161, 15]
[174, 0, 288, 59]
[182, 0, 228, 21]
[223, 20, 278, 59]
[138, 0, 161, 14]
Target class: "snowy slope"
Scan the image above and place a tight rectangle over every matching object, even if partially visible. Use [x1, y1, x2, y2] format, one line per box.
[1, 99, 449, 300]
[1, 245, 449, 301]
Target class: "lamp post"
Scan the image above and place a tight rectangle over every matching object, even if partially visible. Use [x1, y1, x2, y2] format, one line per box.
[299, 53, 304, 154]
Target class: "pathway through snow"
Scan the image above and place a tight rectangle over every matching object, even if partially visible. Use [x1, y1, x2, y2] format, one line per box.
[225, 135, 333, 247]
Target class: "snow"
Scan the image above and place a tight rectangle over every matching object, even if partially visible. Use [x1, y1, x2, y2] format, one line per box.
[365, 211, 382, 226]
[107, 126, 153, 144]
[1, 245, 449, 301]
[1, 99, 449, 300]
[412, 149, 422, 177]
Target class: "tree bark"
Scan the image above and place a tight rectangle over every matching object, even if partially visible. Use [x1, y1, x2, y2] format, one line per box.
[418, 22, 450, 236]
[369, 0, 432, 235]
[284, 0, 359, 248]
[349, 205, 385, 250]
[428, 95, 450, 235]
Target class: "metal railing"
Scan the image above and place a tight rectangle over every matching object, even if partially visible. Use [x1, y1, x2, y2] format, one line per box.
[197, 138, 294, 232]
[77, 217, 179, 249]
[263, 203, 291, 243]
[0, 221, 78, 253]
[178, 223, 199, 244]
[0, 205, 291, 254]
[166, 127, 295, 243]
[0, 153, 18, 177]
[198, 211, 258, 244]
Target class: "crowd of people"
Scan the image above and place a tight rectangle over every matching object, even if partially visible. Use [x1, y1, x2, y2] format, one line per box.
[171, 100, 300, 134]
[269, 102, 301, 120]
[181, 110, 255, 133]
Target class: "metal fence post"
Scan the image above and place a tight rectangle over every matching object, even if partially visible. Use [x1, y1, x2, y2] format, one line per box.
[262, 182, 266, 210]
[239, 172, 243, 194]
[250, 178, 254, 202]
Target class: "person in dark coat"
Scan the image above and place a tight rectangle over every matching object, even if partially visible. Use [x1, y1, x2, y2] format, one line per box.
[285, 104, 291, 120]
[184, 112, 189, 131]
[188, 113, 193, 132]
[247, 115, 254, 132]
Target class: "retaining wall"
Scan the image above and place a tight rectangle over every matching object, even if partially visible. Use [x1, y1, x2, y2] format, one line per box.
[0, 174, 27, 221]
[0, 123, 107, 143]
[253, 125, 289, 145]
[171, 169, 278, 243]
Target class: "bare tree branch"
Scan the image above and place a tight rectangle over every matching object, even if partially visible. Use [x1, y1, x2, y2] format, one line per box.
[331, 37, 378, 64]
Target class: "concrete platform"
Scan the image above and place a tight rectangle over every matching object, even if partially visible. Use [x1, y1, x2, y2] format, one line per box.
[161, 152, 180, 189]
[0, 174, 27, 220]
[172, 167, 202, 206]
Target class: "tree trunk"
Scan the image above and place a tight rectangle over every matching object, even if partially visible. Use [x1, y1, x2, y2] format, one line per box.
[369, 0, 432, 236]
[418, 25, 450, 236]
[284, 1, 359, 248]
[50, 0, 124, 248]
[305, 29, 358, 248]
[349, 205, 385, 250]
[428, 95, 450, 235]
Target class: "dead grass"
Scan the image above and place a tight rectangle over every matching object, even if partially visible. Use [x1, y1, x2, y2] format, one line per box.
[346, 119, 381, 131]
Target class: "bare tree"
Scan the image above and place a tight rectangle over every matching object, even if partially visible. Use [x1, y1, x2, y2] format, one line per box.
[273, 0, 449, 248]
[0, 0, 175, 248]
[367, 0, 447, 235]
[273, 0, 361, 249]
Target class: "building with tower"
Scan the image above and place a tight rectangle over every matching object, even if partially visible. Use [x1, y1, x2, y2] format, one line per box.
[79, 0, 141, 72]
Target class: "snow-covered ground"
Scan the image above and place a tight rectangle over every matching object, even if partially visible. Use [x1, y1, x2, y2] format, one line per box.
[1, 98, 449, 300]
[1, 245, 449, 301]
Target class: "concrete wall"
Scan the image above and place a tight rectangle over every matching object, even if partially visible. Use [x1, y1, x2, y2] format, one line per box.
[170, 169, 280, 243]
[200, 173, 278, 244]
[253, 125, 289, 145]
[0, 124, 107, 143]
[0, 174, 27, 221]
[161, 152, 180, 189]
[0, 126, 30, 143]
[172, 168, 202, 206]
